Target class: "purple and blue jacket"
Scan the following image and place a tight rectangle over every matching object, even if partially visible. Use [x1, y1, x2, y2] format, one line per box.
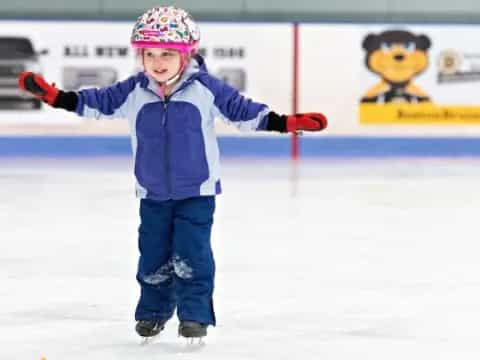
[75, 55, 270, 201]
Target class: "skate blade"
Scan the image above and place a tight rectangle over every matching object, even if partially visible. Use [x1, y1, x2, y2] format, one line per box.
[185, 337, 205, 346]
[177, 337, 205, 353]
[139, 335, 159, 345]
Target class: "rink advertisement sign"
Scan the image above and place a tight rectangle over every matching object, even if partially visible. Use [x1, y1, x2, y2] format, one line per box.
[299, 24, 480, 136]
[0, 20, 291, 126]
[359, 27, 480, 125]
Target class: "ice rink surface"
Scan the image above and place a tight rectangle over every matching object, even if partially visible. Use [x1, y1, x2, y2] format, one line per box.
[2, 156, 480, 359]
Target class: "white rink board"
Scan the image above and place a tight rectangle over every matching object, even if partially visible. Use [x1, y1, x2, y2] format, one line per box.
[0, 20, 292, 133]
[3, 21, 480, 137]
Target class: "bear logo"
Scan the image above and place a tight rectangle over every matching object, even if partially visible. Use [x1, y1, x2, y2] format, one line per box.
[361, 30, 432, 104]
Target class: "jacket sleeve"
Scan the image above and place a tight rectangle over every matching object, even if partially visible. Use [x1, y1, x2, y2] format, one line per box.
[75, 75, 139, 120]
[200, 75, 271, 131]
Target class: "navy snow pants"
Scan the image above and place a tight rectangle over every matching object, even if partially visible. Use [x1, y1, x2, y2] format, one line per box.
[135, 196, 216, 325]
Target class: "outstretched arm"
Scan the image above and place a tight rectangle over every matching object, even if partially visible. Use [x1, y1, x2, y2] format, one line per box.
[18, 71, 78, 111]
[18, 71, 137, 119]
[202, 75, 328, 133]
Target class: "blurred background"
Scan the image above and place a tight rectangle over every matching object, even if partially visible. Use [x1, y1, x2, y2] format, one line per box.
[3, 1, 480, 360]
[2, 0, 480, 155]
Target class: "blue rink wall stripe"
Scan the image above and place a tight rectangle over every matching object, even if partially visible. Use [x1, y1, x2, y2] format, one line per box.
[1, 136, 480, 157]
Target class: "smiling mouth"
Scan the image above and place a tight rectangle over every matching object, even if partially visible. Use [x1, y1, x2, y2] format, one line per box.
[154, 69, 168, 75]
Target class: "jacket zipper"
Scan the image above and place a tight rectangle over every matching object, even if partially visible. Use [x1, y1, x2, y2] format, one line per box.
[161, 81, 193, 198]
[162, 100, 168, 126]
[146, 77, 195, 199]
[162, 99, 171, 198]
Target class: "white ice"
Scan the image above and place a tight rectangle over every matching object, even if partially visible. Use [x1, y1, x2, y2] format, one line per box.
[2, 156, 480, 359]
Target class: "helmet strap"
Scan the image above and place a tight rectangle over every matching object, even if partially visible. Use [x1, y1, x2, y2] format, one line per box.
[158, 52, 190, 96]
[164, 53, 189, 83]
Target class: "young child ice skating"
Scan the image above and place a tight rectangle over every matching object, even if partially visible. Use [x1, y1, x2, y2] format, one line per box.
[18, 5, 327, 341]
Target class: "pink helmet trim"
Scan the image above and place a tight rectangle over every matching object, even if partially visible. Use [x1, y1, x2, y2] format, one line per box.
[131, 41, 198, 53]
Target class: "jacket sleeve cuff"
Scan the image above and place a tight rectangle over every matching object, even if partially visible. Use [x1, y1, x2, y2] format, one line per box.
[265, 111, 287, 132]
[52, 91, 79, 112]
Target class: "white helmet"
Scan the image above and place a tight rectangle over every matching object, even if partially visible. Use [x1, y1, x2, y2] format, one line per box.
[131, 6, 200, 54]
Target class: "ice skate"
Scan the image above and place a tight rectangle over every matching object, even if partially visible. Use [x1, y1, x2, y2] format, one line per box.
[178, 321, 207, 344]
[135, 320, 165, 344]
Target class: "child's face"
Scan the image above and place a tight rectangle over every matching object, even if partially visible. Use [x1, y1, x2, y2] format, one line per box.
[143, 48, 182, 83]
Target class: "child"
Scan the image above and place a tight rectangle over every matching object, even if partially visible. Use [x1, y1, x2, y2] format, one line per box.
[18, 5, 327, 340]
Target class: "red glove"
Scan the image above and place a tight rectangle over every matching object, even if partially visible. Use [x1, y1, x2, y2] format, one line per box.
[286, 113, 328, 132]
[18, 71, 59, 106]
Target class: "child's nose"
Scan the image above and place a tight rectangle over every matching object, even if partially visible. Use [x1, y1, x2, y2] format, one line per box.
[152, 56, 166, 64]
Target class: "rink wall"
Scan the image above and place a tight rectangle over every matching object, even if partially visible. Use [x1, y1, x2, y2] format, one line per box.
[4, 136, 480, 157]
[2, 20, 480, 157]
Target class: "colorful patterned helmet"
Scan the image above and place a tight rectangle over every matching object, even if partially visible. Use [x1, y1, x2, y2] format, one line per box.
[131, 6, 200, 53]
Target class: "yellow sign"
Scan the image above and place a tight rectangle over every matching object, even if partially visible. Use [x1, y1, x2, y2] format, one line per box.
[359, 103, 480, 124]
